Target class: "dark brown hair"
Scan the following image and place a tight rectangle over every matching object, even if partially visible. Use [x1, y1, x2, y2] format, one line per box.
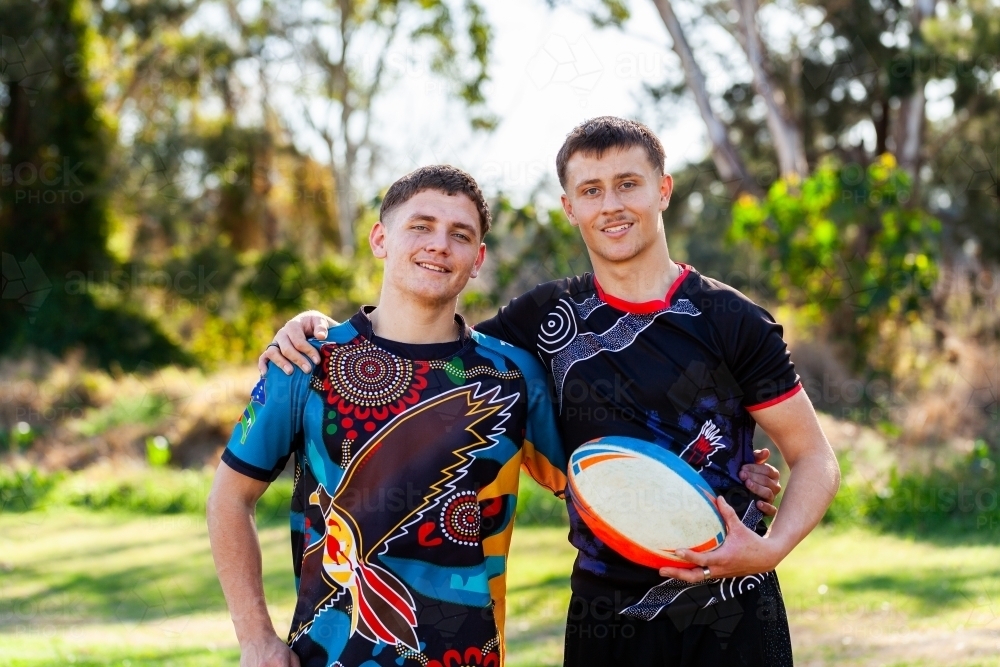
[379, 165, 491, 237]
[555, 116, 666, 189]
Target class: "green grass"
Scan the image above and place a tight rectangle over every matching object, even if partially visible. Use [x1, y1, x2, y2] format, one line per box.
[1, 511, 999, 666]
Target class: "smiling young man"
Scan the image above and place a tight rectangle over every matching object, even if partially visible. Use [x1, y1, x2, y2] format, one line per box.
[208, 166, 567, 667]
[260, 117, 838, 666]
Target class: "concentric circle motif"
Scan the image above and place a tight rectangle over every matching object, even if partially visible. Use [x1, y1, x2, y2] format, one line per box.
[327, 341, 414, 407]
[440, 491, 480, 546]
[537, 299, 577, 354]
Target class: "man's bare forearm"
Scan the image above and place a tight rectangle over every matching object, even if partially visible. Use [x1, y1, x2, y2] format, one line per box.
[762, 448, 840, 557]
[207, 482, 276, 643]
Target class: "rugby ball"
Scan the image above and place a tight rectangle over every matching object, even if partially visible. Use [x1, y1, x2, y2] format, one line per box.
[567, 436, 726, 570]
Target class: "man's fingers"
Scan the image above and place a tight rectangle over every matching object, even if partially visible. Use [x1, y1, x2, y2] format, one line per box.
[752, 448, 771, 464]
[745, 477, 775, 503]
[275, 336, 313, 374]
[261, 347, 292, 375]
[657, 565, 705, 582]
[716, 495, 743, 532]
[285, 326, 318, 369]
[757, 500, 777, 517]
[289, 649, 302, 667]
[743, 462, 779, 479]
[257, 353, 269, 375]
[314, 321, 329, 342]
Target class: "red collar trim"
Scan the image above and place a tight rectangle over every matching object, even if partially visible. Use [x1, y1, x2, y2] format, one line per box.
[593, 264, 691, 315]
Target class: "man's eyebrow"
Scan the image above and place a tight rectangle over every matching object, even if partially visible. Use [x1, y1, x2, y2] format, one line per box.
[575, 172, 645, 189]
[406, 213, 438, 223]
[449, 220, 478, 234]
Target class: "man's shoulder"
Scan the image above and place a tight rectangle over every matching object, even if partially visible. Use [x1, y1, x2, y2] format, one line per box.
[513, 274, 596, 311]
[321, 319, 363, 345]
[469, 331, 548, 384]
[682, 270, 770, 321]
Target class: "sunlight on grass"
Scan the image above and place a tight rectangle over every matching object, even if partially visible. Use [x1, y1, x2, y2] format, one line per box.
[2, 512, 999, 666]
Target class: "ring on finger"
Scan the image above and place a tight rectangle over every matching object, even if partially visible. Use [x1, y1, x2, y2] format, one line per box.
[266, 342, 280, 350]
[702, 566, 711, 581]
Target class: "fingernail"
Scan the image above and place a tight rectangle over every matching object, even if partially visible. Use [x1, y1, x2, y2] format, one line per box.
[284, 366, 292, 373]
[301, 364, 309, 372]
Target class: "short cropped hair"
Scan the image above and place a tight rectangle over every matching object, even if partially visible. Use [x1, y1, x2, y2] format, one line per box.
[379, 165, 491, 238]
[555, 116, 666, 189]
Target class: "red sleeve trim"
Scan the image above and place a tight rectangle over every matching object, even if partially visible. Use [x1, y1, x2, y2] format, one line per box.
[746, 383, 803, 412]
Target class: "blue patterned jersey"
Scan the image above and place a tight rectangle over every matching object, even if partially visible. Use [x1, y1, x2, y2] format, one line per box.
[223, 308, 566, 667]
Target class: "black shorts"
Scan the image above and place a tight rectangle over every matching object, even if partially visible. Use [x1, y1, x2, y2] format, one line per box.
[563, 573, 793, 667]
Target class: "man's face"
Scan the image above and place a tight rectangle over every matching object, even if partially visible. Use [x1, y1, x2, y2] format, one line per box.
[560, 145, 673, 265]
[371, 189, 486, 307]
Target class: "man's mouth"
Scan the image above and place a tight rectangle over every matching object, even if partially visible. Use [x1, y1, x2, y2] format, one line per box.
[417, 262, 450, 273]
[602, 222, 633, 234]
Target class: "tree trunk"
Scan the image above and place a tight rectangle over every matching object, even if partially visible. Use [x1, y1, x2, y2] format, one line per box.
[732, 0, 809, 178]
[650, 0, 759, 196]
[893, 0, 933, 180]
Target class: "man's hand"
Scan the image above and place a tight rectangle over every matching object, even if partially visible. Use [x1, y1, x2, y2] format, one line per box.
[257, 311, 337, 375]
[241, 635, 301, 667]
[742, 448, 781, 517]
[657, 495, 781, 583]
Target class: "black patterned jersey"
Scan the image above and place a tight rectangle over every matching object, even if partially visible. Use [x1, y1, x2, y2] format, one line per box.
[223, 308, 566, 667]
[474, 265, 801, 618]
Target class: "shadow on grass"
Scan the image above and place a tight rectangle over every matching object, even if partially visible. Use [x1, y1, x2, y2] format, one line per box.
[836, 567, 1000, 616]
[3, 645, 241, 667]
[507, 574, 571, 595]
[1, 553, 294, 627]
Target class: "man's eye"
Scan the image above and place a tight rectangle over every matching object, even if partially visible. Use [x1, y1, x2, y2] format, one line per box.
[453, 233, 470, 241]
[621, 182, 635, 189]
[585, 188, 599, 196]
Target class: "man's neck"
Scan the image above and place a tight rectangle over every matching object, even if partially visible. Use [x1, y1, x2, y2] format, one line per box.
[592, 242, 682, 304]
[368, 289, 460, 344]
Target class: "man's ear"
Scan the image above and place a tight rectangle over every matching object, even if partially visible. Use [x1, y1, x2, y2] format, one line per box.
[659, 172, 674, 211]
[469, 243, 487, 279]
[561, 193, 579, 228]
[370, 221, 388, 258]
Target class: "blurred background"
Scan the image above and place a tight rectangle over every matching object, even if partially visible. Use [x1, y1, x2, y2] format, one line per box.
[0, 0, 997, 665]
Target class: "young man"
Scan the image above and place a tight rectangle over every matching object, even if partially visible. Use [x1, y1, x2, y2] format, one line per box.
[262, 117, 839, 666]
[208, 166, 568, 667]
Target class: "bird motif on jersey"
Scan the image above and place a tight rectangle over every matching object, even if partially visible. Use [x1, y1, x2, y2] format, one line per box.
[292, 384, 514, 652]
[679, 420, 725, 470]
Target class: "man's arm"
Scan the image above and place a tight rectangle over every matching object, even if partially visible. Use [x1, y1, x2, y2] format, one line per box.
[208, 462, 300, 667]
[255, 310, 785, 513]
[658, 389, 840, 582]
[258, 311, 335, 375]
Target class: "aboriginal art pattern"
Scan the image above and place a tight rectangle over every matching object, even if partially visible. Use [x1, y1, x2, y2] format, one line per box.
[223, 311, 567, 667]
[621, 503, 766, 621]
[538, 296, 702, 410]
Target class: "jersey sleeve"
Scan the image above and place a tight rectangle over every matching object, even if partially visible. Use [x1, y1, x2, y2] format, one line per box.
[221, 362, 313, 482]
[522, 363, 568, 497]
[474, 282, 561, 352]
[726, 302, 802, 411]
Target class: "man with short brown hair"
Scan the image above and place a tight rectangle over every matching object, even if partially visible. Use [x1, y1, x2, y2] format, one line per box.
[262, 117, 838, 666]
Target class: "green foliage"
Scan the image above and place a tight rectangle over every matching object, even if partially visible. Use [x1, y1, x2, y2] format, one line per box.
[0, 465, 291, 519]
[0, 467, 62, 512]
[825, 441, 1000, 537]
[489, 198, 591, 305]
[515, 472, 569, 526]
[731, 156, 941, 369]
[71, 393, 172, 437]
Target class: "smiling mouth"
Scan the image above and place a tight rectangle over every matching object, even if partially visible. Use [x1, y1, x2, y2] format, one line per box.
[417, 262, 450, 273]
[602, 222, 633, 234]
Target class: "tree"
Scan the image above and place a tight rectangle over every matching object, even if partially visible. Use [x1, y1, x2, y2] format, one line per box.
[261, 0, 494, 252]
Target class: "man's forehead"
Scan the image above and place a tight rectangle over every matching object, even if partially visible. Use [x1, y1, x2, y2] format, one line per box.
[565, 145, 660, 184]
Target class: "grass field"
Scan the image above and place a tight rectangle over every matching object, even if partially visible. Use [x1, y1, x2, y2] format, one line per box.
[1, 509, 999, 666]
